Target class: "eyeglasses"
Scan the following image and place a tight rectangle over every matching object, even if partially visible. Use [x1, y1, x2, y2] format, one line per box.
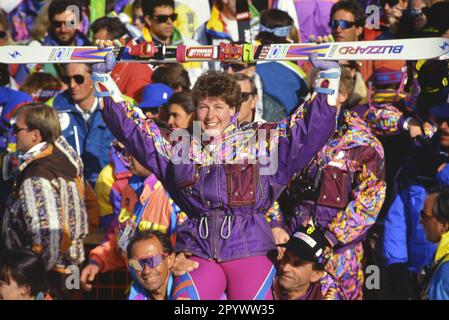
[51, 20, 75, 29]
[12, 123, 31, 135]
[128, 253, 168, 271]
[0, 31, 7, 39]
[241, 91, 257, 102]
[153, 13, 177, 23]
[420, 210, 437, 222]
[61, 74, 85, 85]
[222, 62, 249, 72]
[329, 19, 356, 30]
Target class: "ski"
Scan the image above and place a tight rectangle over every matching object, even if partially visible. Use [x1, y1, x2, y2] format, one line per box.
[1, 37, 448, 64]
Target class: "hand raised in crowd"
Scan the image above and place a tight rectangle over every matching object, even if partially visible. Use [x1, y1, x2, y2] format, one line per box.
[80, 263, 100, 291]
[172, 252, 200, 276]
[92, 39, 119, 74]
[308, 34, 339, 70]
[407, 118, 423, 139]
[272, 227, 290, 260]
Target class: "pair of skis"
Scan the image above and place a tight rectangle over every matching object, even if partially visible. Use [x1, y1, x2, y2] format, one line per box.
[1, 37, 448, 64]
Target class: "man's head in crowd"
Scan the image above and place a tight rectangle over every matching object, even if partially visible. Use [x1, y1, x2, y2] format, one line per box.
[421, 188, 449, 243]
[13, 103, 61, 153]
[127, 230, 175, 299]
[132, 0, 145, 30]
[229, 73, 258, 124]
[91, 16, 129, 43]
[63, 63, 94, 110]
[142, 0, 176, 43]
[48, 0, 83, 45]
[191, 71, 241, 136]
[256, 9, 294, 44]
[0, 249, 46, 300]
[329, 0, 365, 42]
[277, 225, 332, 300]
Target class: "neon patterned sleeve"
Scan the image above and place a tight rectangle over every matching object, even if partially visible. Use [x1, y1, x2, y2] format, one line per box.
[326, 145, 386, 246]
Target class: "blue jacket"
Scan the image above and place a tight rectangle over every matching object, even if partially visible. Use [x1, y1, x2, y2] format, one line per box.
[383, 183, 437, 272]
[52, 90, 115, 185]
[0, 87, 32, 151]
[256, 61, 309, 118]
[424, 230, 449, 300]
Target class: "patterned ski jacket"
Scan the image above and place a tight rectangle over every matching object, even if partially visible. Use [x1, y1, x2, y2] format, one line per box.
[284, 110, 386, 253]
[2, 137, 89, 272]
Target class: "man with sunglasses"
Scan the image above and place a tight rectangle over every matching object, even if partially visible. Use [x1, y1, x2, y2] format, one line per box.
[51, 63, 115, 186]
[135, 0, 203, 86]
[126, 230, 176, 300]
[383, 88, 449, 299]
[421, 188, 449, 300]
[43, 0, 89, 47]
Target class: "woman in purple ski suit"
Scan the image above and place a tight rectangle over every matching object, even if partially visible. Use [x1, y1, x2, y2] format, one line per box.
[92, 52, 341, 300]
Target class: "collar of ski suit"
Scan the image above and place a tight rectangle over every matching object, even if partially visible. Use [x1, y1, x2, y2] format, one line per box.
[205, 3, 259, 40]
[141, 26, 183, 45]
[435, 230, 449, 263]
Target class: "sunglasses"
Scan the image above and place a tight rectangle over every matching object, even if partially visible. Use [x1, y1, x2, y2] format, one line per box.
[329, 19, 356, 30]
[420, 210, 437, 221]
[61, 74, 85, 85]
[241, 91, 257, 102]
[0, 31, 7, 39]
[153, 13, 177, 23]
[51, 20, 75, 29]
[222, 62, 249, 72]
[12, 123, 31, 135]
[128, 253, 168, 271]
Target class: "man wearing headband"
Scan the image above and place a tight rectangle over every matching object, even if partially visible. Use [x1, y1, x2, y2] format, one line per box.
[274, 225, 345, 300]
[254, 9, 309, 122]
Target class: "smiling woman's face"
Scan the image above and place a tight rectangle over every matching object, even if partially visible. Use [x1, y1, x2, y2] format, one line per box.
[196, 96, 235, 136]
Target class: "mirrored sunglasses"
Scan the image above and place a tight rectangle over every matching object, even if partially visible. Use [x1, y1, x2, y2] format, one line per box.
[128, 253, 168, 271]
[329, 19, 356, 30]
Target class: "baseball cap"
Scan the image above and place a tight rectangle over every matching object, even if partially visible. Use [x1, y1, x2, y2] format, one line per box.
[421, 1, 449, 37]
[429, 87, 449, 118]
[277, 225, 333, 268]
[137, 83, 174, 111]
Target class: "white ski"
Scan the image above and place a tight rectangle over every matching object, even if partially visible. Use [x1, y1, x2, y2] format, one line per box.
[0, 37, 448, 64]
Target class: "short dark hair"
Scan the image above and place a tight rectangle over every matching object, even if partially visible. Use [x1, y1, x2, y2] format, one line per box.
[191, 71, 241, 110]
[48, 0, 83, 22]
[0, 249, 46, 298]
[152, 63, 191, 92]
[91, 16, 129, 40]
[433, 187, 449, 224]
[127, 230, 173, 259]
[330, 0, 365, 28]
[229, 73, 258, 96]
[14, 103, 61, 144]
[168, 92, 196, 114]
[142, 0, 175, 18]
